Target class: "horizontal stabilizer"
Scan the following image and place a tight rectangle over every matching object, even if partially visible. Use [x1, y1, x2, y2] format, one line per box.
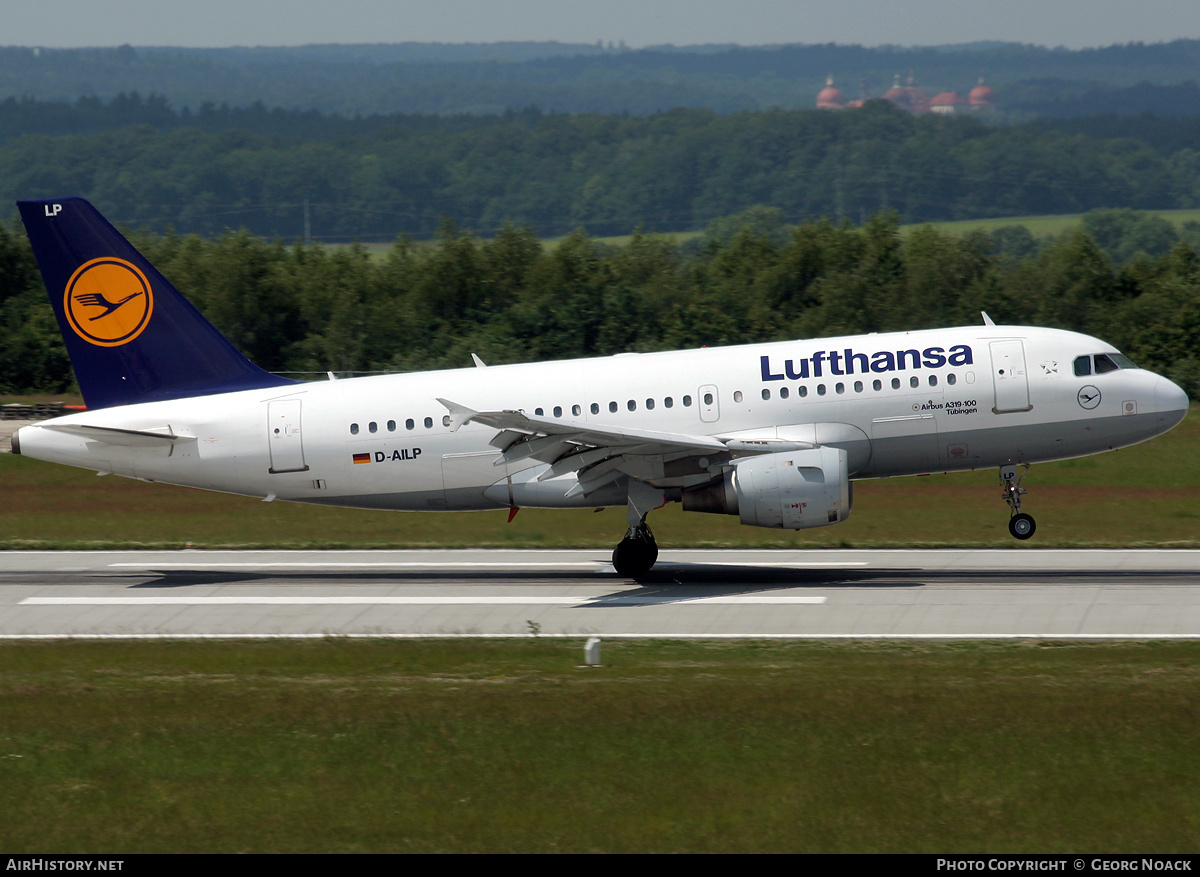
[39, 423, 195, 448]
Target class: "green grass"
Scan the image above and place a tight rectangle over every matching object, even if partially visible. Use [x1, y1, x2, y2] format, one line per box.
[232, 208, 1200, 257]
[3, 404, 1195, 550]
[322, 229, 707, 257]
[916, 208, 1200, 240]
[1, 638, 1197, 853]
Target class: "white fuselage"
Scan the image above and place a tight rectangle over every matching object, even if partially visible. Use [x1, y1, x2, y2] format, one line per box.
[15, 324, 1189, 513]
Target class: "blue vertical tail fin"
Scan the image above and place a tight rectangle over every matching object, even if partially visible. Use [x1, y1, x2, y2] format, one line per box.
[17, 197, 296, 409]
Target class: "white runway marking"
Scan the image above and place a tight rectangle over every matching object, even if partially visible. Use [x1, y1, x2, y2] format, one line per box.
[23, 595, 828, 606]
[3, 633, 1197, 641]
[104, 561, 867, 569]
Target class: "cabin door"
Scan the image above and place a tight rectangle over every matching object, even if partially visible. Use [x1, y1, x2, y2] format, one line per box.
[990, 340, 1032, 413]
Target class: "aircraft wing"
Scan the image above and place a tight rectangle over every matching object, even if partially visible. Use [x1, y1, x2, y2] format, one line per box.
[438, 398, 778, 497]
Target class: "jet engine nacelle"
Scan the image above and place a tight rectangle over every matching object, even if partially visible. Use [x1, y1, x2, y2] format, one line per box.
[682, 446, 851, 530]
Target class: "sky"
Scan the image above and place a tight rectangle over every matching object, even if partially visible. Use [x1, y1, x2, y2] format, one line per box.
[5, 0, 1199, 51]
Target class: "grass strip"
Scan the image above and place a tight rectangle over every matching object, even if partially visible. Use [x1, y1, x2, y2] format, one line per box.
[1, 638, 1197, 853]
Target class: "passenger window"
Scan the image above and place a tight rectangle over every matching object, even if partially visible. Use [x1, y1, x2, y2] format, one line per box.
[929, 375, 938, 387]
[646, 398, 655, 410]
[387, 420, 396, 432]
[835, 382, 845, 394]
[873, 380, 882, 391]
[369, 421, 378, 433]
[892, 378, 901, 390]
[733, 390, 743, 403]
[683, 396, 693, 407]
[591, 403, 600, 415]
[405, 419, 414, 430]
[350, 423, 359, 435]
[553, 406, 562, 417]
[609, 401, 618, 413]
[442, 416, 451, 427]
[1074, 356, 1092, 377]
[947, 373, 957, 386]
[572, 404, 581, 416]
[817, 384, 826, 396]
[761, 389, 770, 401]
[799, 386, 808, 398]
[779, 387, 789, 399]
[627, 400, 636, 411]
[535, 408, 544, 416]
[910, 376, 919, 388]
[664, 397, 674, 408]
[703, 393, 713, 405]
[424, 417, 433, 429]
[854, 381, 863, 393]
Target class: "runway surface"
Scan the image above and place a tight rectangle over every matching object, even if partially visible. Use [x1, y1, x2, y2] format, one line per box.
[2, 548, 1199, 639]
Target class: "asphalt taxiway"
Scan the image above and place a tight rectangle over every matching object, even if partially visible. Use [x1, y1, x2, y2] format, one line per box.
[1, 548, 1199, 639]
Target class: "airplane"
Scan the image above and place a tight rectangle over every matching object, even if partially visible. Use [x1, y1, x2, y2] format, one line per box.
[11, 197, 1191, 576]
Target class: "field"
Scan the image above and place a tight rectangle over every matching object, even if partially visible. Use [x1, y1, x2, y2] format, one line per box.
[1, 638, 1198, 853]
[1, 403, 1195, 550]
[920, 209, 1200, 240]
[325, 208, 1200, 253]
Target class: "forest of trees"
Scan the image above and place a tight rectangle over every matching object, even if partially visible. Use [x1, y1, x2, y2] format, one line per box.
[4, 40, 1200, 117]
[3, 98, 1199, 240]
[3, 206, 1198, 400]
[3, 41, 1199, 403]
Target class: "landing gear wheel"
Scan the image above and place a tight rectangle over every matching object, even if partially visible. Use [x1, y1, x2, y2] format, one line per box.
[1008, 513, 1036, 540]
[1000, 464, 1036, 541]
[612, 524, 658, 578]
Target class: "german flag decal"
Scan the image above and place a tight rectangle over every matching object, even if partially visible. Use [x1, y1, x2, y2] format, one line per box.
[352, 453, 371, 465]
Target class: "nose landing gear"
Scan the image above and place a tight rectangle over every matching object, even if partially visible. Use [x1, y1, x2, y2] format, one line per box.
[1001, 464, 1036, 540]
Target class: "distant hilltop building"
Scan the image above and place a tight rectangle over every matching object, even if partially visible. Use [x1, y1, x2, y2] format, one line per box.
[817, 74, 995, 114]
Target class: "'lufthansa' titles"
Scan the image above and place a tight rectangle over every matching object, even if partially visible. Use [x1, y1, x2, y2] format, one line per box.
[761, 345, 973, 381]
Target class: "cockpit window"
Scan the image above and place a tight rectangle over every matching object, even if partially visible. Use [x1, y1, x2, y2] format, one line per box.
[1077, 353, 1138, 377]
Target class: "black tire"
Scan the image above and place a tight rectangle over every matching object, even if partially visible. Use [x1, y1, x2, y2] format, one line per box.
[612, 539, 658, 577]
[1008, 513, 1036, 540]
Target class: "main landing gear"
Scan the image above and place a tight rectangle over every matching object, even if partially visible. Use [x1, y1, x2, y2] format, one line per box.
[612, 480, 664, 578]
[612, 520, 659, 578]
[1001, 464, 1036, 540]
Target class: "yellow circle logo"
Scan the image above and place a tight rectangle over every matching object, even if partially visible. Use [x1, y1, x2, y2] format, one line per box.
[63, 258, 154, 347]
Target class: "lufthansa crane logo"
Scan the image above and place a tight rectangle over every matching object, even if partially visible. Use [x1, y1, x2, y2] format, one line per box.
[63, 258, 153, 347]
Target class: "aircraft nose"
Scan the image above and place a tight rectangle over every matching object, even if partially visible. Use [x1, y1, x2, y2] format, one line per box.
[1155, 376, 1190, 430]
